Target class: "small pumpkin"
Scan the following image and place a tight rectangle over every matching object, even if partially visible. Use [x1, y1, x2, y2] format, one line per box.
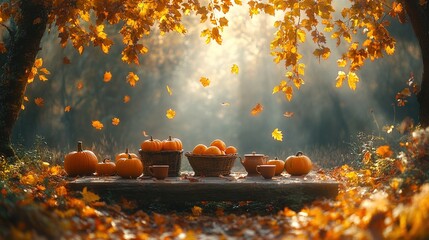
[210, 139, 227, 152]
[96, 158, 116, 176]
[64, 141, 98, 177]
[267, 157, 285, 175]
[284, 151, 312, 176]
[116, 154, 143, 179]
[204, 146, 222, 155]
[140, 136, 163, 152]
[115, 148, 138, 161]
[162, 136, 183, 151]
[192, 144, 208, 155]
[225, 146, 238, 154]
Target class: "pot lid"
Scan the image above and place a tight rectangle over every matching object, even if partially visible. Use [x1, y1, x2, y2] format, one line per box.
[244, 151, 266, 157]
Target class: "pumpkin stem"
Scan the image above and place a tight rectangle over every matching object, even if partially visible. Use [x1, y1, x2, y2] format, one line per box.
[103, 158, 110, 163]
[77, 141, 83, 152]
[275, 157, 279, 160]
[150, 136, 153, 141]
[125, 148, 129, 154]
[296, 151, 304, 156]
[168, 136, 172, 141]
[127, 153, 132, 159]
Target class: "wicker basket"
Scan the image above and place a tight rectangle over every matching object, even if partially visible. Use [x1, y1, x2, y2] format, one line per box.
[185, 152, 238, 177]
[139, 150, 183, 177]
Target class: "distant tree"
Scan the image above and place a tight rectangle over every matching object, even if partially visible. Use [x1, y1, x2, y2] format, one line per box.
[0, 0, 428, 159]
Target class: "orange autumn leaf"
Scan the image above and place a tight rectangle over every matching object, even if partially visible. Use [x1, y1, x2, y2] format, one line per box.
[104, 71, 112, 82]
[39, 68, 50, 75]
[200, 77, 210, 87]
[39, 75, 48, 81]
[362, 151, 372, 164]
[82, 187, 100, 203]
[250, 103, 263, 116]
[92, 120, 104, 130]
[192, 206, 203, 216]
[166, 108, 176, 119]
[63, 57, 71, 64]
[64, 106, 71, 112]
[56, 186, 68, 196]
[34, 97, 44, 107]
[127, 72, 139, 87]
[166, 85, 172, 95]
[123, 95, 131, 103]
[376, 145, 393, 158]
[283, 112, 294, 118]
[34, 58, 43, 68]
[76, 81, 84, 90]
[112, 117, 120, 126]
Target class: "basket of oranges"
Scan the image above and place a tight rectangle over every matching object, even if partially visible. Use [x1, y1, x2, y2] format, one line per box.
[139, 136, 183, 177]
[185, 139, 238, 177]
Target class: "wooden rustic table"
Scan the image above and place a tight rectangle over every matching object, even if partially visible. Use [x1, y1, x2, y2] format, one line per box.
[66, 172, 339, 209]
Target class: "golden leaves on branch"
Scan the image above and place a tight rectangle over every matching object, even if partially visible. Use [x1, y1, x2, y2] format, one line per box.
[28, 58, 50, 83]
[336, 71, 359, 90]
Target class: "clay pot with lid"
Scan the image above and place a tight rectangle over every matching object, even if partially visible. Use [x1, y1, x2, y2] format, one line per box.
[240, 152, 269, 175]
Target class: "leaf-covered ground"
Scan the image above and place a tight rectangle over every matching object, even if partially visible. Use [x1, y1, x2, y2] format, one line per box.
[1, 129, 429, 239]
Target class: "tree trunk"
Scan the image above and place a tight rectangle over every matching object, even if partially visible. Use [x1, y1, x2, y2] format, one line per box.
[0, 1, 48, 159]
[404, 1, 429, 127]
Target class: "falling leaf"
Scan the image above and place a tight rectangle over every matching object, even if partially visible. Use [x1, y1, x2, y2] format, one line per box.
[231, 64, 239, 74]
[82, 187, 100, 203]
[166, 108, 176, 119]
[34, 97, 44, 107]
[63, 57, 71, 64]
[92, 120, 104, 130]
[127, 72, 139, 87]
[104, 71, 112, 82]
[283, 112, 294, 118]
[142, 131, 149, 137]
[192, 206, 203, 216]
[375, 145, 393, 158]
[166, 85, 172, 95]
[112, 117, 120, 126]
[272, 128, 283, 141]
[123, 95, 131, 103]
[76, 81, 84, 90]
[221, 102, 230, 106]
[34, 58, 43, 68]
[39, 75, 48, 81]
[250, 103, 263, 116]
[200, 77, 210, 87]
[64, 106, 71, 112]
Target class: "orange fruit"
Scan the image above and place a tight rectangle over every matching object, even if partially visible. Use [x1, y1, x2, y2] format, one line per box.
[192, 144, 208, 155]
[204, 146, 222, 155]
[225, 146, 237, 154]
[267, 158, 285, 175]
[210, 139, 226, 151]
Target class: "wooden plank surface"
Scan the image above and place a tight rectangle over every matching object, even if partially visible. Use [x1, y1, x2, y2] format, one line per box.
[67, 172, 338, 208]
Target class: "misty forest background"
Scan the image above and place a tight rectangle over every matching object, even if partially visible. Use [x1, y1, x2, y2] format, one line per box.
[12, 6, 421, 165]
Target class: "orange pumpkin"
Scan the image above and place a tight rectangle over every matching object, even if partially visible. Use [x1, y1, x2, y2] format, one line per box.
[140, 136, 162, 152]
[64, 141, 98, 177]
[115, 148, 138, 161]
[204, 146, 222, 155]
[96, 159, 116, 176]
[192, 144, 208, 155]
[267, 157, 285, 175]
[116, 154, 143, 179]
[210, 139, 226, 152]
[225, 146, 237, 154]
[162, 136, 183, 151]
[284, 152, 312, 176]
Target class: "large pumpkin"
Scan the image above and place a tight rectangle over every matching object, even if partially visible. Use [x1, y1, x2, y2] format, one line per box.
[162, 136, 183, 151]
[267, 157, 285, 175]
[116, 154, 143, 179]
[140, 136, 163, 152]
[192, 144, 208, 155]
[284, 152, 312, 176]
[96, 159, 116, 176]
[115, 148, 138, 161]
[64, 141, 98, 177]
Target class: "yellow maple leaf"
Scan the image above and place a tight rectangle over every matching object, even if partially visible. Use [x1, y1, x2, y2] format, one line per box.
[231, 64, 239, 74]
[297, 63, 305, 76]
[251, 103, 263, 116]
[385, 44, 395, 55]
[337, 59, 347, 67]
[336, 71, 346, 88]
[82, 187, 100, 203]
[272, 85, 280, 94]
[272, 128, 283, 141]
[296, 29, 306, 43]
[64, 105, 71, 112]
[34, 97, 44, 107]
[104, 71, 112, 82]
[127, 72, 139, 87]
[347, 72, 359, 90]
[92, 120, 104, 130]
[200, 77, 210, 87]
[123, 95, 130, 103]
[112, 117, 120, 126]
[166, 108, 176, 119]
[166, 85, 172, 95]
[34, 58, 43, 68]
